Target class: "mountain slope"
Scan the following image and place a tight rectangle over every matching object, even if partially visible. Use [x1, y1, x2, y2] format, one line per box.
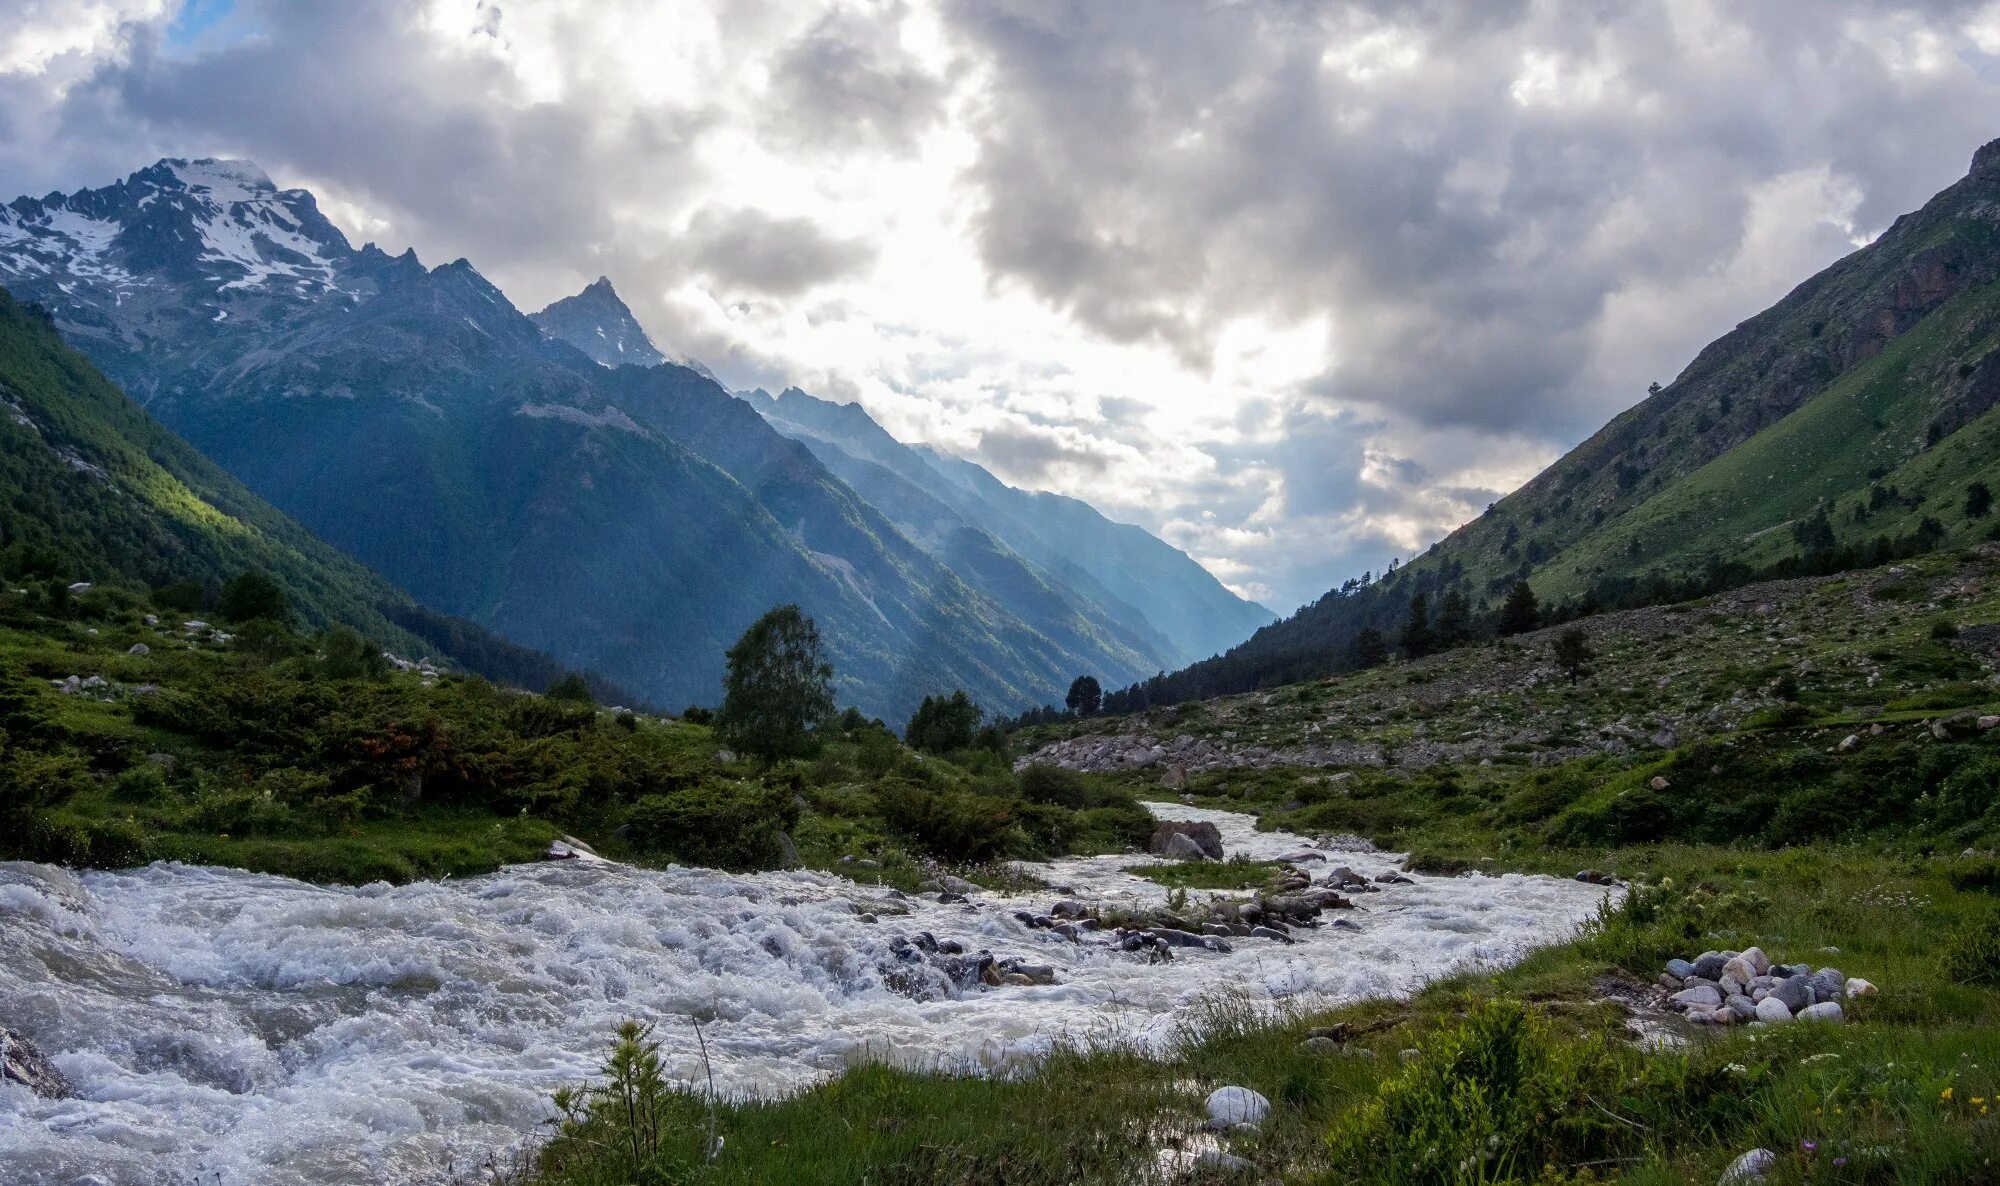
[0, 159, 1198, 719]
[740, 385, 1274, 667]
[1126, 135, 2000, 703]
[0, 285, 611, 695]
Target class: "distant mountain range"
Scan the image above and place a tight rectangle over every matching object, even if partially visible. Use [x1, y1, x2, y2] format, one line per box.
[1131, 135, 2000, 704]
[0, 158, 1269, 719]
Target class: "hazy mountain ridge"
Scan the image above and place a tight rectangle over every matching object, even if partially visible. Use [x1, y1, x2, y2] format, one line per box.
[0, 158, 1245, 719]
[740, 385, 1274, 669]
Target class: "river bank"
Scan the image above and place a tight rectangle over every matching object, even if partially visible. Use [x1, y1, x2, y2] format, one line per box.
[0, 805, 1606, 1185]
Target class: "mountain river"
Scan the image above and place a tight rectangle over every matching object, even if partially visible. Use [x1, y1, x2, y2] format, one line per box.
[1, 804, 1610, 1184]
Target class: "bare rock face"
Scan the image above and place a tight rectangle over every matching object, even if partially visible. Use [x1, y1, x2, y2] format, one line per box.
[1149, 820, 1224, 860]
[2, 1029, 72, 1099]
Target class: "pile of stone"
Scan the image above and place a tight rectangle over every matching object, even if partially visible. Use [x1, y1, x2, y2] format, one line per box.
[1659, 946, 1876, 1026]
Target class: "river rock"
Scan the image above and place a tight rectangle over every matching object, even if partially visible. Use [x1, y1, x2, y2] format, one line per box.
[1251, 925, 1295, 944]
[1162, 833, 1209, 861]
[1205, 1085, 1270, 1127]
[1721, 1148, 1776, 1184]
[1797, 1001, 1844, 1024]
[1754, 996, 1792, 1024]
[1691, 953, 1729, 980]
[1845, 977, 1877, 997]
[1664, 958, 1695, 979]
[1808, 967, 1845, 1001]
[1767, 976, 1813, 1013]
[1738, 946, 1772, 976]
[1724, 994, 1758, 1022]
[127, 643, 149, 656]
[1, 1029, 71, 1099]
[1192, 1149, 1258, 1175]
[1671, 985, 1721, 1009]
[1150, 821, 1224, 860]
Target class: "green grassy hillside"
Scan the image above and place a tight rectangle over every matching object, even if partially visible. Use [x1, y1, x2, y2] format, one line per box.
[1117, 139, 2000, 706]
[0, 288, 607, 696]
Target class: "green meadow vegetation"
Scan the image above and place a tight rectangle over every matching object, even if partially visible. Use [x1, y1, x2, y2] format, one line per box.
[503, 547, 2000, 1185]
[0, 578, 1153, 887]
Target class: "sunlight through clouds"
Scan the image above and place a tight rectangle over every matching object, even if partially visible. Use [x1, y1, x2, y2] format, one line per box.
[5, 0, 2000, 609]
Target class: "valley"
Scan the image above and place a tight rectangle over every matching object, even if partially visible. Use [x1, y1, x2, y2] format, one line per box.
[3, 36, 2000, 1186]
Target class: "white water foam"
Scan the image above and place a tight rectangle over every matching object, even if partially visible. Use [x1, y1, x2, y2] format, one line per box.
[0, 805, 1608, 1184]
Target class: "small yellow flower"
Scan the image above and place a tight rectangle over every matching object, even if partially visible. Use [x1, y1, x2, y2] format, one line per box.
[1943, 1087, 1955, 1102]
[1975, 1098, 1988, 1106]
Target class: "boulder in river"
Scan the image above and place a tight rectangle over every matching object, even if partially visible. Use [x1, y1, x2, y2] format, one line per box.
[1162, 833, 1210, 861]
[1, 1029, 71, 1099]
[1149, 820, 1224, 860]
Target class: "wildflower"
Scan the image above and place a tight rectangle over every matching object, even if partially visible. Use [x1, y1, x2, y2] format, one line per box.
[1801, 1139, 1818, 1154]
[1944, 1087, 1955, 1102]
[1975, 1098, 1988, 1106]
[1834, 1158, 1848, 1168]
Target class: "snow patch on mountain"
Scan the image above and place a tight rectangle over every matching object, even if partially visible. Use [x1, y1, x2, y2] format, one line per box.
[515, 402, 646, 435]
[165, 159, 277, 204]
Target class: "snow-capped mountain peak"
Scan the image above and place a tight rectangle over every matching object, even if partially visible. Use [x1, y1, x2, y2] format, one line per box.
[0, 157, 353, 301]
[161, 158, 278, 202]
[530, 275, 669, 368]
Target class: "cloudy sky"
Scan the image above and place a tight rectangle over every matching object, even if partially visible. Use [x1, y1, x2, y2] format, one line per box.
[5, 0, 2000, 610]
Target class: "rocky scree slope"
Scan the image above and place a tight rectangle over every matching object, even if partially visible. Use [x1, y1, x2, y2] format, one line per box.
[1019, 546, 2000, 779]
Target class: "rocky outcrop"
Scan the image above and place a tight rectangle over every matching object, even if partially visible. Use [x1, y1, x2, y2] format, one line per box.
[2, 1029, 72, 1099]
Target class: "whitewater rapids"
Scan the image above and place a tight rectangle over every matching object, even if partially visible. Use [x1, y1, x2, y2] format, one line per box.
[0, 805, 1609, 1184]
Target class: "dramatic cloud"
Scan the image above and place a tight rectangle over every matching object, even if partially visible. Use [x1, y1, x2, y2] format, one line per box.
[684, 205, 875, 296]
[5, 0, 2000, 610]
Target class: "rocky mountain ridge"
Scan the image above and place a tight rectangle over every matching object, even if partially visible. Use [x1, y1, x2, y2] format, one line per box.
[0, 158, 1265, 719]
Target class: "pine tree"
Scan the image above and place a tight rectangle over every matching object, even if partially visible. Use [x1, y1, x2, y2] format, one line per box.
[1435, 590, 1471, 648]
[1498, 581, 1540, 636]
[1065, 675, 1103, 717]
[1553, 628, 1594, 685]
[1967, 481, 1993, 519]
[906, 690, 982, 753]
[217, 570, 289, 624]
[1349, 627, 1388, 669]
[1399, 594, 1433, 658]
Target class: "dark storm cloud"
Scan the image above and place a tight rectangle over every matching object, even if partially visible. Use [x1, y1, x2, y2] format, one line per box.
[9, 0, 2000, 614]
[940, 0, 2000, 439]
[29, 0, 715, 284]
[974, 421, 1116, 482]
[763, 3, 948, 153]
[684, 205, 875, 296]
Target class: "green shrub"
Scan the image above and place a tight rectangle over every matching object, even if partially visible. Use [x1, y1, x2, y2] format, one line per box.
[624, 782, 799, 871]
[1327, 1001, 1622, 1184]
[1938, 911, 2000, 986]
[873, 779, 1019, 862]
[1019, 763, 1087, 808]
[1576, 879, 1725, 973]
